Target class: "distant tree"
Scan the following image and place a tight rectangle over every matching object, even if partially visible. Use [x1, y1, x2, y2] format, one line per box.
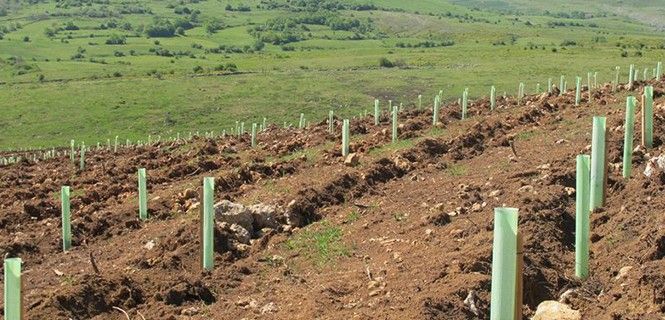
[64, 21, 79, 30]
[145, 19, 176, 37]
[23, 36, 30, 42]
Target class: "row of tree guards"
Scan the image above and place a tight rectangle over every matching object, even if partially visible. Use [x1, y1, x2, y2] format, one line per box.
[489, 85, 656, 319]
[1, 62, 662, 318]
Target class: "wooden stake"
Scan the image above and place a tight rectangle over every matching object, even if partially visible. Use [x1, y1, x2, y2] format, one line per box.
[514, 231, 523, 320]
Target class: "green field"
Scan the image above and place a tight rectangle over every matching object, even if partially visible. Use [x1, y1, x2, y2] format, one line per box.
[0, 0, 663, 149]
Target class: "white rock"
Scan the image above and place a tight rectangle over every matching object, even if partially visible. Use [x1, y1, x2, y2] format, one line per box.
[532, 301, 581, 320]
[143, 240, 155, 250]
[615, 266, 633, 280]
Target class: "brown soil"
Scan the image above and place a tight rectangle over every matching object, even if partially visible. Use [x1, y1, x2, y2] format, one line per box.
[0, 80, 664, 319]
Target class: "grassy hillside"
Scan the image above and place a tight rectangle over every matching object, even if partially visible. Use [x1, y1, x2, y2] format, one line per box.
[0, 0, 663, 149]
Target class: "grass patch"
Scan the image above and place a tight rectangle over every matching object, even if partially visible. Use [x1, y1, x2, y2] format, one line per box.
[345, 210, 360, 223]
[515, 130, 539, 141]
[285, 221, 350, 267]
[446, 163, 467, 176]
[368, 138, 415, 156]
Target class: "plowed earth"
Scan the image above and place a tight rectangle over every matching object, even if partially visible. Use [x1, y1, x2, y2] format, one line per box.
[1, 80, 664, 319]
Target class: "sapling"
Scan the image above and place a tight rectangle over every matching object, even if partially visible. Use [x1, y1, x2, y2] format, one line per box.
[374, 99, 380, 125]
[462, 88, 468, 120]
[590, 116, 606, 209]
[614, 66, 620, 92]
[536, 83, 540, 93]
[79, 143, 85, 171]
[263, 117, 267, 131]
[593, 72, 598, 88]
[61, 186, 71, 251]
[643, 86, 654, 148]
[575, 76, 581, 106]
[299, 113, 305, 129]
[251, 123, 257, 147]
[623, 96, 636, 178]
[418, 94, 422, 109]
[559, 75, 565, 96]
[629, 64, 635, 89]
[329, 110, 334, 134]
[70, 140, 75, 162]
[342, 119, 350, 157]
[490, 86, 496, 110]
[518, 82, 524, 105]
[138, 168, 148, 220]
[433, 96, 440, 126]
[202, 177, 215, 271]
[643, 68, 648, 81]
[575, 155, 590, 280]
[391, 106, 398, 143]
[547, 78, 552, 93]
[657, 61, 662, 80]
[4, 258, 22, 319]
[490, 207, 518, 320]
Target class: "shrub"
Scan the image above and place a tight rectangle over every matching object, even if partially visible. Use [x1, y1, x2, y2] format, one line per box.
[113, 71, 122, 77]
[38, 74, 45, 82]
[105, 34, 126, 45]
[145, 19, 175, 37]
[379, 57, 395, 68]
[64, 21, 79, 30]
[193, 65, 203, 73]
[560, 39, 577, 46]
[23, 36, 30, 42]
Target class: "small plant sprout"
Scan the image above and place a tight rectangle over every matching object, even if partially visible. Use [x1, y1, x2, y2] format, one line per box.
[575, 155, 590, 280]
[623, 96, 636, 178]
[391, 106, 398, 143]
[138, 168, 148, 220]
[374, 99, 380, 125]
[490, 86, 496, 110]
[61, 186, 71, 251]
[575, 76, 581, 106]
[342, 119, 350, 157]
[202, 177, 215, 271]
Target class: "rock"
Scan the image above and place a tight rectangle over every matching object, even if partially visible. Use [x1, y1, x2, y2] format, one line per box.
[537, 163, 551, 170]
[369, 289, 382, 297]
[143, 240, 155, 250]
[248, 203, 280, 230]
[260, 302, 278, 314]
[344, 153, 359, 167]
[463, 290, 481, 317]
[564, 187, 576, 196]
[532, 301, 581, 320]
[181, 307, 200, 316]
[214, 200, 254, 231]
[433, 203, 445, 211]
[425, 229, 433, 237]
[615, 266, 633, 280]
[228, 223, 251, 244]
[183, 188, 197, 200]
[489, 190, 502, 197]
[644, 155, 665, 177]
[471, 203, 482, 212]
[555, 139, 568, 144]
[518, 185, 534, 193]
